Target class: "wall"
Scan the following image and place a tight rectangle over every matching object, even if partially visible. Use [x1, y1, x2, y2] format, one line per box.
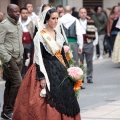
[18, 0, 41, 13]
[0, 0, 10, 15]
[103, 0, 119, 9]
[49, 0, 62, 7]
[72, 0, 83, 10]
[1, 0, 119, 16]
[67, 0, 83, 10]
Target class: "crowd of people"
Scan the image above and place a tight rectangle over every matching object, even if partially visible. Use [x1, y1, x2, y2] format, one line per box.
[0, 2, 120, 120]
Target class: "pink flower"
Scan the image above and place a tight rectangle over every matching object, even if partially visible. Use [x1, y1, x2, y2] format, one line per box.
[63, 45, 70, 53]
[67, 67, 83, 80]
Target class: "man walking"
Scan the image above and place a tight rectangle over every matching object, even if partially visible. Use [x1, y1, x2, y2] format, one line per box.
[25, 2, 38, 25]
[92, 6, 107, 59]
[0, 4, 23, 119]
[60, 6, 83, 66]
[19, 8, 34, 78]
[79, 8, 98, 83]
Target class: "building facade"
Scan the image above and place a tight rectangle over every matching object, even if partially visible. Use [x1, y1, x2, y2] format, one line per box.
[0, 0, 120, 15]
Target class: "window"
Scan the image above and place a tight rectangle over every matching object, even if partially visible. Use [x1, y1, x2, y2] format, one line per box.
[83, 0, 103, 15]
[11, 0, 18, 5]
[49, 0, 62, 7]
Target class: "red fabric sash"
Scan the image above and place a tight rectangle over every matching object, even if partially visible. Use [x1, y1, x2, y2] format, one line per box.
[22, 32, 32, 44]
[83, 34, 87, 43]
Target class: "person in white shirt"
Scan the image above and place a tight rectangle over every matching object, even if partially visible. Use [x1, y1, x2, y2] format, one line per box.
[25, 2, 38, 25]
[79, 7, 98, 83]
[60, 6, 83, 66]
[19, 8, 34, 78]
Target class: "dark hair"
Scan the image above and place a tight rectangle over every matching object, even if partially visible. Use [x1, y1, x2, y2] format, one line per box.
[20, 7, 28, 13]
[7, 4, 18, 12]
[94, 6, 101, 12]
[24, 2, 32, 7]
[79, 7, 87, 12]
[41, 4, 51, 12]
[72, 7, 76, 12]
[44, 8, 57, 24]
[110, 6, 118, 15]
[56, 5, 64, 9]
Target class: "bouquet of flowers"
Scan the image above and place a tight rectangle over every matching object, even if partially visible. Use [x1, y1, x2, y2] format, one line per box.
[59, 66, 85, 97]
[67, 67, 84, 97]
[63, 45, 86, 97]
[63, 45, 75, 66]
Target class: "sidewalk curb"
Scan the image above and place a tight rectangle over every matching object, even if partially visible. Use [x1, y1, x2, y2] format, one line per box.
[81, 100, 120, 119]
[93, 58, 111, 64]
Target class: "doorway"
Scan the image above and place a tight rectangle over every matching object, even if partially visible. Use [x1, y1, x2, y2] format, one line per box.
[10, 0, 19, 5]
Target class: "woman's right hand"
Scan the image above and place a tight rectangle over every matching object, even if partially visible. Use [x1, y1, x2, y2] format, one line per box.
[40, 79, 46, 89]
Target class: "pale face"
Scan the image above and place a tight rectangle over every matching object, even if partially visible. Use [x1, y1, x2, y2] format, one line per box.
[97, 7, 102, 14]
[26, 4, 33, 13]
[47, 12, 58, 28]
[90, 8, 95, 13]
[79, 8, 87, 19]
[57, 7, 64, 13]
[114, 7, 120, 17]
[21, 9, 28, 21]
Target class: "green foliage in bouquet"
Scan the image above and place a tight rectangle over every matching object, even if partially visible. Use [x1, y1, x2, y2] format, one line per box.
[0, 58, 7, 68]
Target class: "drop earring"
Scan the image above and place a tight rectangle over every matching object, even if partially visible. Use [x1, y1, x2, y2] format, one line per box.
[46, 22, 48, 26]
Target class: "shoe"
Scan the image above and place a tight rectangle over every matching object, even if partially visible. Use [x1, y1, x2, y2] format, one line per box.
[93, 56, 97, 60]
[87, 80, 93, 83]
[1, 112, 8, 119]
[109, 54, 111, 58]
[2, 113, 12, 119]
[81, 86, 85, 89]
[98, 56, 103, 60]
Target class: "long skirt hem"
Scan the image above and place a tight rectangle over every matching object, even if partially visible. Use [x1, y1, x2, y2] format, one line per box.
[12, 64, 81, 120]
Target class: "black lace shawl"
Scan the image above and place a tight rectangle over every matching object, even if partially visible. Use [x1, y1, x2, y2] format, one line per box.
[36, 42, 80, 117]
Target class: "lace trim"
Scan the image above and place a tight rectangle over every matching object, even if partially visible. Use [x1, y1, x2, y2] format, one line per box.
[46, 91, 80, 117]
[39, 30, 65, 56]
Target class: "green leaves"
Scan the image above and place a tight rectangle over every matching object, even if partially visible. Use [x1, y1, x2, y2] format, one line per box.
[0, 58, 7, 68]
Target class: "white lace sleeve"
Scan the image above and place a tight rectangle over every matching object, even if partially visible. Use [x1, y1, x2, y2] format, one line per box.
[33, 31, 50, 91]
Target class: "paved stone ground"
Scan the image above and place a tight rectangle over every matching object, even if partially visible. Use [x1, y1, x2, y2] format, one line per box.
[0, 57, 120, 120]
[81, 100, 120, 120]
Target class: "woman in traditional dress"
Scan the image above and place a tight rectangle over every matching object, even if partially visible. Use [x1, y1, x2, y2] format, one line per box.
[12, 8, 81, 120]
[35, 4, 51, 31]
[34, 4, 67, 43]
[107, 6, 120, 51]
[112, 31, 120, 63]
